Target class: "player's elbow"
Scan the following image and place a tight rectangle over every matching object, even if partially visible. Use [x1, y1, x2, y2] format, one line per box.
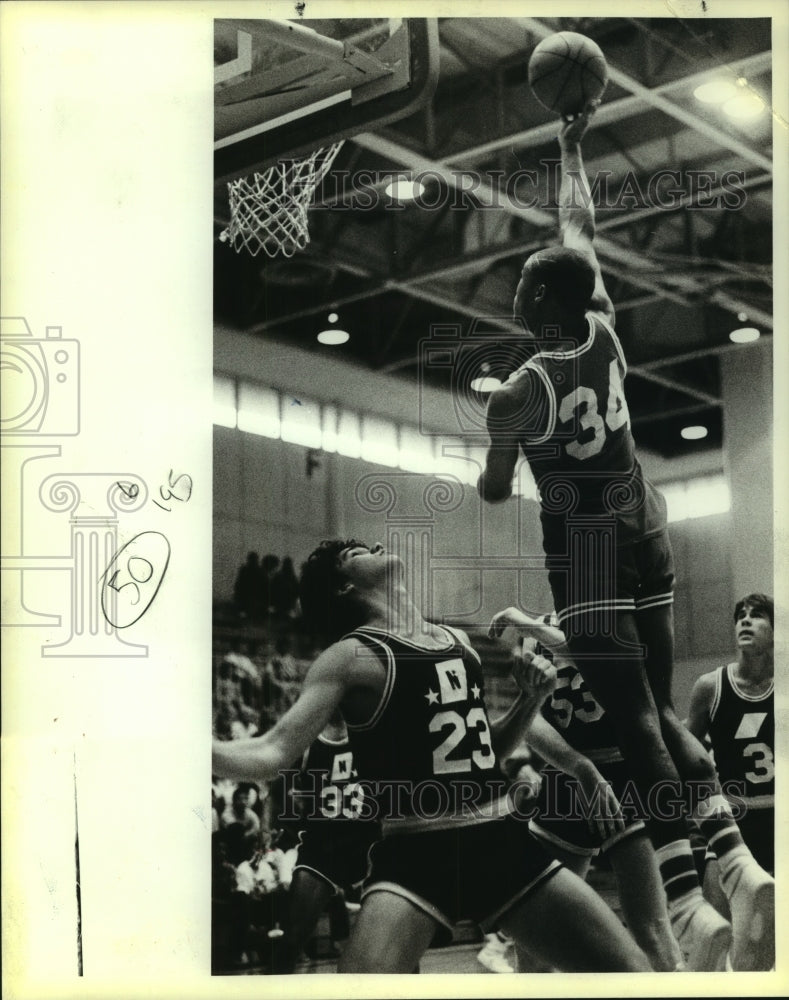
[477, 471, 512, 504]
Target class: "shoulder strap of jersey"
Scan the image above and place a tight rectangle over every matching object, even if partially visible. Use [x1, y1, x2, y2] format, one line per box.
[590, 310, 628, 376]
[441, 624, 482, 666]
[504, 362, 556, 445]
[341, 629, 396, 732]
[709, 664, 726, 721]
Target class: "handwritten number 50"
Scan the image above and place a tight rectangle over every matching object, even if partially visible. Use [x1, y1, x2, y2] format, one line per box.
[101, 531, 171, 628]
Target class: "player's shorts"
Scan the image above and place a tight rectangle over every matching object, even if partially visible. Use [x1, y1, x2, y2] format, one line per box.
[703, 806, 774, 876]
[546, 529, 675, 631]
[362, 814, 561, 946]
[293, 820, 380, 893]
[528, 762, 645, 857]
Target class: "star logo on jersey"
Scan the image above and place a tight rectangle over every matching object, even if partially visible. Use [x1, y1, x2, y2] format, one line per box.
[435, 659, 468, 704]
[734, 713, 767, 740]
[425, 689, 439, 705]
[471, 683, 481, 700]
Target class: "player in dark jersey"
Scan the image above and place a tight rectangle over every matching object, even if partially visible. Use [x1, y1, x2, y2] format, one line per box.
[269, 714, 379, 973]
[490, 606, 682, 972]
[687, 593, 775, 938]
[477, 107, 774, 972]
[213, 538, 650, 973]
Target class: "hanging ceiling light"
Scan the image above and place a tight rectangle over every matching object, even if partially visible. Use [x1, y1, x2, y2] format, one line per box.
[384, 176, 426, 202]
[317, 310, 349, 345]
[317, 328, 349, 345]
[722, 92, 765, 120]
[470, 375, 503, 393]
[729, 327, 760, 344]
[681, 425, 709, 441]
[693, 79, 739, 104]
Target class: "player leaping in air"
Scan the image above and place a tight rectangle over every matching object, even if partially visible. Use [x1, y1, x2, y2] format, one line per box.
[477, 107, 774, 971]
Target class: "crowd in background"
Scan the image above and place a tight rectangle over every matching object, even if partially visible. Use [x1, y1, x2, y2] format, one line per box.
[232, 552, 301, 624]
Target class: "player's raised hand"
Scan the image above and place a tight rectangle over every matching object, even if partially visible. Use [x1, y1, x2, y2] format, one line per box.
[511, 642, 557, 701]
[559, 101, 599, 146]
[488, 606, 538, 639]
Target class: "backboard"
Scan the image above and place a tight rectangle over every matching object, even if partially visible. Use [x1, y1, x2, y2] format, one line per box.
[214, 17, 439, 183]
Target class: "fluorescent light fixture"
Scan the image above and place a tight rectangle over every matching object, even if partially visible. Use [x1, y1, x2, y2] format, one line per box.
[722, 92, 765, 120]
[681, 425, 709, 441]
[317, 329, 350, 345]
[385, 177, 426, 201]
[693, 79, 738, 104]
[470, 376, 503, 393]
[729, 327, 760, 344]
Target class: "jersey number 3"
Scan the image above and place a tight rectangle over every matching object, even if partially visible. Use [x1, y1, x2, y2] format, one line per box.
[558, 359, 630, 460]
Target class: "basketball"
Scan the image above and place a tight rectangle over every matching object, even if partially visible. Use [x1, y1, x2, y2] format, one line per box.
[528, 32, 608, 117]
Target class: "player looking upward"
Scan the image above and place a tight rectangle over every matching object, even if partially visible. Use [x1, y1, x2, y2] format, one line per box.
[213, 538, 651, 973]
[686, 592, 775, 942]
[477, 108, 774, 971]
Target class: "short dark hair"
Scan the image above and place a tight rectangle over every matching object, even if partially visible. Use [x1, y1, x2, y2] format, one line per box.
[299, 539, 370, 642]
[522, 246, 596, 313]
[733, 592, 773, 629]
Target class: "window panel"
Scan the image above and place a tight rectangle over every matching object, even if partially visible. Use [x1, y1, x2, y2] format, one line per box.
[237, 384, 280, 438]
[362, 415, 399, 467]
[213, 374, 237, 428]
[280, 394, 321, 449]
[398, 425, 435, 473]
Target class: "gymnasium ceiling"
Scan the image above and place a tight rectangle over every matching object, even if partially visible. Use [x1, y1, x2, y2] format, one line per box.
[213, 15, 775, 459]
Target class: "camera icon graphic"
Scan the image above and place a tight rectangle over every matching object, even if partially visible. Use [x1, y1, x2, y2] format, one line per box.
[0, 317, 80, 436]
[418, 317, 573, 442]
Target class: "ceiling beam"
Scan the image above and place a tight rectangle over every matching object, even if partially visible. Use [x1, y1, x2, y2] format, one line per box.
[445, 50, 771, 167]
[517, 19, 772, 173]
[353, 130, 703, 309]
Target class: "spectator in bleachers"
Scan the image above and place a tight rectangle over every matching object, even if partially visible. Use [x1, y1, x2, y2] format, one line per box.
[233, 551, 261, 622]
[259, 554, 281, 620]
[271, 557, 300, 620]
[214, 640, 261, 739]
[268, 635, 300, 715]
[219, 783, 263, 866]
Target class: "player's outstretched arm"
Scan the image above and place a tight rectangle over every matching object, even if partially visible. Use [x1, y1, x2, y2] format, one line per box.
[557, 107, 615, 326]
[491, 645, 557, 762]
[212, 640, 355, 781]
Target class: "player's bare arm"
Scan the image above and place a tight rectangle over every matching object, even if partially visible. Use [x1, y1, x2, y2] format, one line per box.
[477, 379, 524, 503]
[212, 639, 360, 781]
[490, 645, 558, 762]
[489, 606, 571, 659]
[526, 712, 624, 841]
[558, 107, 615, 326]
[685, 671, 717, 744]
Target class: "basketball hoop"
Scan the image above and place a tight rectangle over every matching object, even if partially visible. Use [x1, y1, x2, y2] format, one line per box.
[219, 141, 344, 258]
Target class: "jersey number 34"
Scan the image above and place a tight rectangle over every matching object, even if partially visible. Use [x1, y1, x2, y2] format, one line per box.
[558, 359, 630, 460]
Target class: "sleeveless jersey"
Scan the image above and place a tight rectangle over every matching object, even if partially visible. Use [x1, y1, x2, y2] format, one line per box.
[297, 731, 366, 824]
[537, 646, 622, 765]
[343, 626, 507, 834]
[708, 663, 774, 810]
[510, 311, 666, 553]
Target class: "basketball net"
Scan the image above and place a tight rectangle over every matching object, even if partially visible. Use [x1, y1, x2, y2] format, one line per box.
[219, 141, 344, 258]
